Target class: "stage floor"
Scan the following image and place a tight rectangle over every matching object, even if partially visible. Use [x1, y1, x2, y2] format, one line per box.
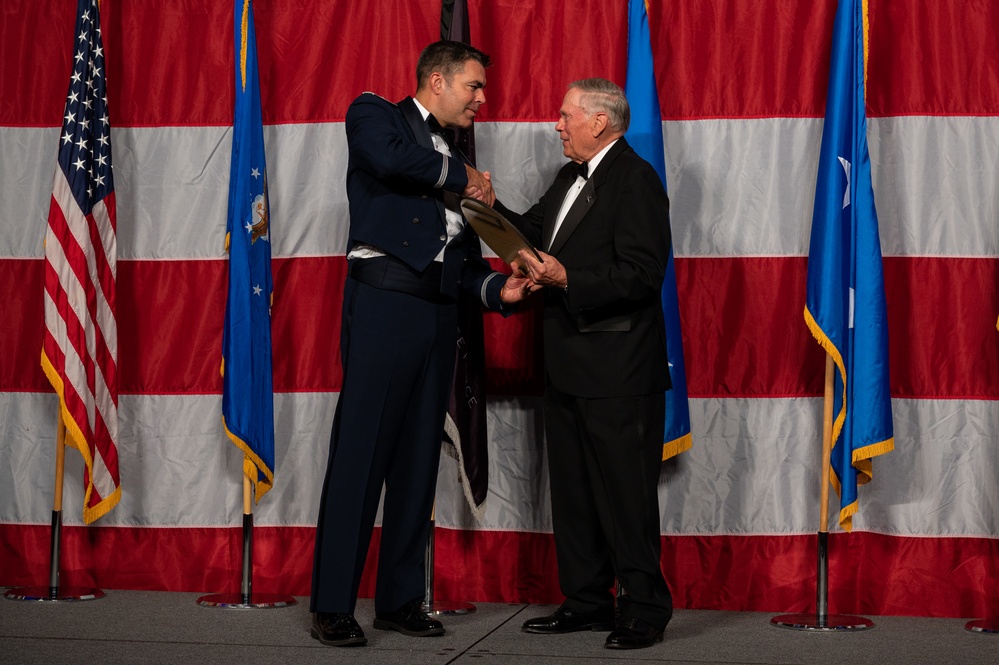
[1, 589, 994, 664]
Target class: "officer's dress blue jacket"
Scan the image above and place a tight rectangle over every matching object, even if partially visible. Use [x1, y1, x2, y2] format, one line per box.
[344, 93, 506, 307]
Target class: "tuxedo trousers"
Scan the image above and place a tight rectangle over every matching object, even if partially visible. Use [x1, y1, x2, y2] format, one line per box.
[311, 276, 458, 614]
[544, 387, 673, 629]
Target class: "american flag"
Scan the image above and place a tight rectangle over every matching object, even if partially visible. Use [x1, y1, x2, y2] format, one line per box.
[40, 0, 120, 524]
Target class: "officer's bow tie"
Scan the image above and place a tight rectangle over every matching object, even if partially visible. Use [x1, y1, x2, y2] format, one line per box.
[427, 114, 445, 134]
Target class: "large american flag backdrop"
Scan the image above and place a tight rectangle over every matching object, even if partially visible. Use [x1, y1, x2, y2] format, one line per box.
[2, 1, 997, 617]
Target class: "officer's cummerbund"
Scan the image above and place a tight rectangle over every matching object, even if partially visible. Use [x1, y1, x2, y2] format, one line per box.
[348, 255, 452, 304]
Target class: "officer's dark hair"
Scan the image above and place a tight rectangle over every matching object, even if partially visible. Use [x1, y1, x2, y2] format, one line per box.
[416, 40, 491, 89]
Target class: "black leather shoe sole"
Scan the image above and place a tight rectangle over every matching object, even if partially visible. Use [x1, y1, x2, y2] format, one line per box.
[372, 618, 445, 637]
[605, 631, 664, 649]
[310, 626, 367, 647]
[522, 619, 616, 634]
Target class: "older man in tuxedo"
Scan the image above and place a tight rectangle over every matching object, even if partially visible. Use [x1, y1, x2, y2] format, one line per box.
[497, 78, 674, 650]
[309, 41, 531, 647]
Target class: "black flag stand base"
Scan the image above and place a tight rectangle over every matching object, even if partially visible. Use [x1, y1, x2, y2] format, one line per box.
[965, 619, 999, 634]
[6, 422, 104, 603]
[4, 586, 105, 602]
[771, 613, 874, 631]
[771, 532, 873, 632]
[197, 480, 296, 610]
[422, 514, 475, 616]
[4, 509, 106, 603]
[773, 358, 873, 632]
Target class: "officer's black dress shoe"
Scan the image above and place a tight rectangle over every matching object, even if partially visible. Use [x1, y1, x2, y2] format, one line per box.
[373, 599, 445, 636]
[604, 616, 664, 649]
[311, 612, 367, 647]
[521, 604, 616, 634]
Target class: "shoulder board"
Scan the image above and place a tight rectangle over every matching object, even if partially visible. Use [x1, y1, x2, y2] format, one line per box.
[359, 91, 397, 106]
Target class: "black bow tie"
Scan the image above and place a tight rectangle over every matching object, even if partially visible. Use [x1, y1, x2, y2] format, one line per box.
[571, 161, 589, 180]
[427, 114, 445, 134]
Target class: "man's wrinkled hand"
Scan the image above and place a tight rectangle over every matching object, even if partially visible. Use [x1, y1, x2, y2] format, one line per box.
[509, 256, 529, 277]
[517, 248, 567, 289]
[500, 273, 541, 304]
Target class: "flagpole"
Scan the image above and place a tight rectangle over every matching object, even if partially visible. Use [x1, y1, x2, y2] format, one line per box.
[771, 354, 872, 631]
[816, 354, 835, 622]
[196, 0, 289, 612]
[196, 468, 296, 610]
[241, 476, 253, 604]
[4, 413, 105, 602]
[429, 0, 480, 617]
[423, 502, 475, 615]
[50, 415, 68, 596]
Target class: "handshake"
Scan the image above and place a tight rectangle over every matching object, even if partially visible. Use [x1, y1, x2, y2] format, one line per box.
[463, 164, 495, 206]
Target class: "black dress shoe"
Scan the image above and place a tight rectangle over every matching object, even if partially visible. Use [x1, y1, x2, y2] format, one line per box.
[521, 604, 616, 634]
[373, 599, 445, 636]
[311, 612, 367, 647]
[604, 616, 664, 649]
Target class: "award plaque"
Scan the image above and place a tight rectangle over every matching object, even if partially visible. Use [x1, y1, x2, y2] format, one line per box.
[460, 198, 541, 264]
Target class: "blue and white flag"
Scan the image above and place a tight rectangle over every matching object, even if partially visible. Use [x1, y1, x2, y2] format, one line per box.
[804, 0, 893, 531]
[222, 0, 275, 501]
[624, 0, 692, 460]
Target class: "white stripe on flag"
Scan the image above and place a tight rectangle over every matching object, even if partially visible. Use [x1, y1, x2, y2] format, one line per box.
[2, 390, 995, 538]
[6, 118, 999, 262]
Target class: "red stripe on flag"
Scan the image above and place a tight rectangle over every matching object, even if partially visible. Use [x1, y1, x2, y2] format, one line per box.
[270, 257, 345, 393]
[679, 257, 825, 398]
[117, 259, 226, 395]
[678, 256, 999, 400]
[2, 259, 46, 390]
[6, 1, 999, 127]
[7, 256, 999, 398]
[108, 0, 441, 127]
[867, 0, 999, 118]
[472, 0, 628, 121]
[0, 1, 76, 126]
[883, 256, 999, 400]
[0, 523, 993, 618]
[649, 0, 838, 120]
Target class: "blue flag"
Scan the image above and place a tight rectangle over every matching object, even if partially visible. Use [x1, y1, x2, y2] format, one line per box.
[804, 0, 893, 531]
[624, 0, 692, 461]
[222, 0, 275, 501]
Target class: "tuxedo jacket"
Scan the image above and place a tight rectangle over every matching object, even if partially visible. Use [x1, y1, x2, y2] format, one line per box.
[343, 93, 505, 308]
[498, 139, 671, 399]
